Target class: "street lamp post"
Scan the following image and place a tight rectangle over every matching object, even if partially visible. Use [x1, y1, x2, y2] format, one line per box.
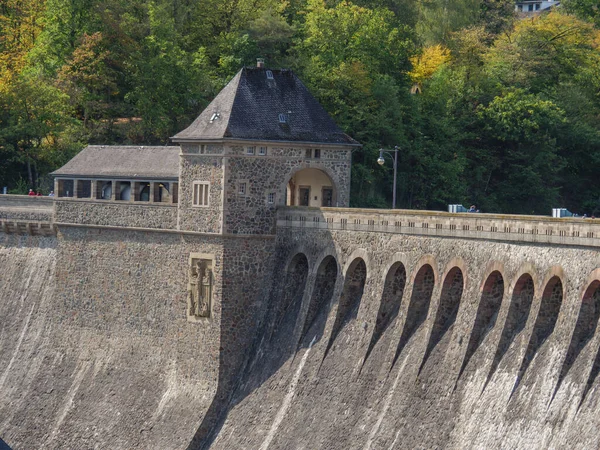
[377, 146, 399, 209]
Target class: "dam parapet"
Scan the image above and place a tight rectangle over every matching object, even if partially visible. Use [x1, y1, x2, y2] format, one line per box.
[277, 206, 600, 247]
[0, 194, 55, 235]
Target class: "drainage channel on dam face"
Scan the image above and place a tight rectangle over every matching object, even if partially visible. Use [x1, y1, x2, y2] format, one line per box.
[391, 263, 435, 368]
[323, 258, 367, 359]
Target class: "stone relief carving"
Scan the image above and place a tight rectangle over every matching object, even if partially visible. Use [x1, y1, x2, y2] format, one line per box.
[188, 257, 213, 319]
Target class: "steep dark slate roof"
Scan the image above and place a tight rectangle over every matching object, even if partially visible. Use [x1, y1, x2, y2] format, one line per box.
[51, 146, 180, 179]
[172, 67, 359, 145]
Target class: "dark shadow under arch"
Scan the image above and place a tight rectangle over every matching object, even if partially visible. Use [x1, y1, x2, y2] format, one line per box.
[270, 253, 310, 341]
[483, 273, 534, 392]
[419, 267, 463, 375]
[391, 264, 435, 369]
[363, 262, 406, 366]
[558, 280, 600, 403]
[456, 271, 504, 385]
[298, 255, 338, 348]
[323, 258, 367, 360]
[512, 275, 563, 397]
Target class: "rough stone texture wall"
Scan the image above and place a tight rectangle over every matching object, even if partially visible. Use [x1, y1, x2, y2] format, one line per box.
[0, 208, 53, 222]
[206, 225, 600, 450]
[54, 200, 177, 229]
[177, 144, 352, 235]
[222, 145, 351, 235]
[178, 155, 224, 233]
[0, 227, 275, 450]
[6, 199, 600, 449]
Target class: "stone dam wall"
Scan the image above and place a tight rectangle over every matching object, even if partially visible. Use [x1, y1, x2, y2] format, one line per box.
[204, 210, 600, 449]
[0, 226, 275, 449]
[2, 202, 600, 448]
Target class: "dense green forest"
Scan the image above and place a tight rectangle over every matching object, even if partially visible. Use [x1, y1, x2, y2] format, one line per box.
[1, 0, 599, 214]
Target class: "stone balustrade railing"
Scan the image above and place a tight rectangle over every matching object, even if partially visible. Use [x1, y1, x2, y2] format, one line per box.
[0, 194, 55, 235]
[0, 194, 54, 209]
[277, 206, 600, 248]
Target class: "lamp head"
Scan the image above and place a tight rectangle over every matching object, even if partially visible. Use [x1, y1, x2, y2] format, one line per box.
[377, 149, 385, 166]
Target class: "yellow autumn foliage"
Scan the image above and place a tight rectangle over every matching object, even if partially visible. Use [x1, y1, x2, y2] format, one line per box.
[407, 44, 451, 85]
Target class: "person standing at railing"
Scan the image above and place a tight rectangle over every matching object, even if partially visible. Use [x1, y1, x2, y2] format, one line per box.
[28, 189, 35, 196]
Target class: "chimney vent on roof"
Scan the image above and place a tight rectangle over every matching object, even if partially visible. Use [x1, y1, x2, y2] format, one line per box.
[257, 58, 265, 68]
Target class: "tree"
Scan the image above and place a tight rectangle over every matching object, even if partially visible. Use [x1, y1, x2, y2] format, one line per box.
[125, 1, 216, 142]
[0, 74, 82, 188]
[485, 12, 599, 93]
[57, 32, 118, 138]
[561, 0, 600, 27]
[0, 0, 45, 89]
[407, 44, 450, 90]
[27, 0, 97, 76]
[476, 90, 567, 214]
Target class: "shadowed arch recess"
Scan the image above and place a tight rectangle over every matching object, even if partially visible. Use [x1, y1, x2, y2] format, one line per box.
[392, 263, 435, 367]
[513, 274, 563, 395]
[562, 279, 600, 403]
[420, 266, 464, 374]
[272, 253, 309, 339]
[364, 261, 407, 364]
[484, 272, 534, 391]
[299, 255, 339, 347]
[324, 258, 367, 358]
[457, 270, 504, 383]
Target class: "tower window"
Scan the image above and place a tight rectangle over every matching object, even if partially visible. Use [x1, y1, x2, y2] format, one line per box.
[192, 181, 210, 207]
[314, 149, 321, 158]
[259, 146, 267, 155]
[267, 192, 275, 204]
[279, 114, 287, 123]
[266, 70, 274, 79]
[246, 146, 255, 155]
[305, 149, 312, 158]
[238, 182, 247, 195]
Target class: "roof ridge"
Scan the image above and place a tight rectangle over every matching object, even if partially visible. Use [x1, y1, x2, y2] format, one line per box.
[172, 67, 359, 145]
[223, 68, 245, 138]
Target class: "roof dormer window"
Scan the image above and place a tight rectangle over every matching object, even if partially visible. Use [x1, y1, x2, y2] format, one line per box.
[279, 113, 287, 123]
[266, 70, 274, 79]
[210, 112, 220, 123]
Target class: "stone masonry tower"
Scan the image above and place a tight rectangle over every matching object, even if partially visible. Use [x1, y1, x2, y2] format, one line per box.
[171, 64, 359, 235]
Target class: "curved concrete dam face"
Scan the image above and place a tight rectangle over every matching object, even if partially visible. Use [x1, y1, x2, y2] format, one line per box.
[3, 215, 600, 449]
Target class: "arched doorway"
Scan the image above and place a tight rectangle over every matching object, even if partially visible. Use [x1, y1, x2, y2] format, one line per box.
[286, 168, 336, 207]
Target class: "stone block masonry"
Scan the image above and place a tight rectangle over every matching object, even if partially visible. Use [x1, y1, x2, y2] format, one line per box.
[0, 226, 275, 450]
[202, 210, 600, 450]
